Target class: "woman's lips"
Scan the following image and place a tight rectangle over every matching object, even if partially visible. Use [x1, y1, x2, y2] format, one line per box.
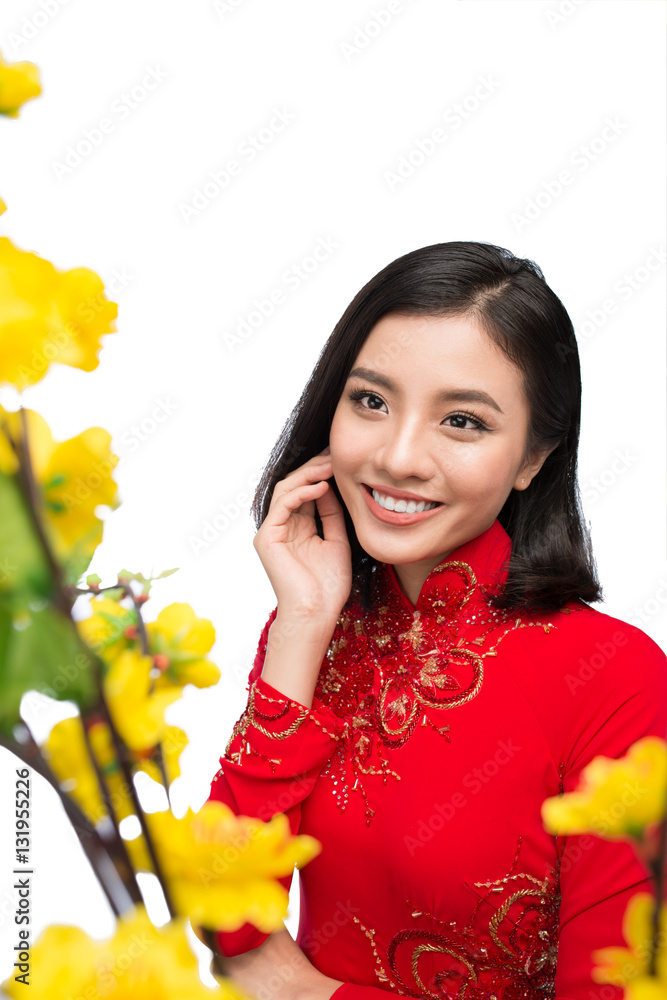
[361, 483, 445, 525]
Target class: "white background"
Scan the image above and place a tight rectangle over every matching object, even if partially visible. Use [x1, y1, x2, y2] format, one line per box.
[0, 0, 665, 984]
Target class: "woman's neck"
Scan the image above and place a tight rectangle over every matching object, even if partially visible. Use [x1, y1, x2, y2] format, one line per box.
[392, 551, 454, 607]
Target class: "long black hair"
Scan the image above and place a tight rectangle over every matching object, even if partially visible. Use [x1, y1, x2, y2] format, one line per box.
[250, 241, 602, 614]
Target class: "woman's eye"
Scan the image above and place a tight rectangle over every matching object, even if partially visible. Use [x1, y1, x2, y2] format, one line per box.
[348, 390, 386, 411]
[444, 413, 484, 431]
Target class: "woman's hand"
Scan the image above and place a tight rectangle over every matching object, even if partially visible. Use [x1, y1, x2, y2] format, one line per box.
[253, 446, 352, 631]
[222, 926, 344, 1000]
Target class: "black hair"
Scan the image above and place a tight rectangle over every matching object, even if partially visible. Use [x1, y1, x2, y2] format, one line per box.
[250, 241, 602, 614]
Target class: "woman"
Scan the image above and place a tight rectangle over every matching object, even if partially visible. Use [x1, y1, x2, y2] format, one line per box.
[207, 242, 667, 998]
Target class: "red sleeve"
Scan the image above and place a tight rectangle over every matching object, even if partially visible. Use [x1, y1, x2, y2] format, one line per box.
[207, 606, 343, 957]
[553, 625, 667, 998]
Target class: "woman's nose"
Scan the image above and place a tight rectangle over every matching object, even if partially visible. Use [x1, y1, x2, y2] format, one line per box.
[373, 422, 434, 482]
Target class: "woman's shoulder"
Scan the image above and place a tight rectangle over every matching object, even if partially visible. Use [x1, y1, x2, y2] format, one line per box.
[511, 597, 667, 698]
[499, 600, 667, 763]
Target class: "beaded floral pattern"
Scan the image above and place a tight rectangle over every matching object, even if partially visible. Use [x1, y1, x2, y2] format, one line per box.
[349, 835, 561, 998]
[313, 559, 558, 825]
[221, 676, 341, 772]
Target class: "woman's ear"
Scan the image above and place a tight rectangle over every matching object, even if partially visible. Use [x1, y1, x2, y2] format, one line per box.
[513, 441, 560, 490]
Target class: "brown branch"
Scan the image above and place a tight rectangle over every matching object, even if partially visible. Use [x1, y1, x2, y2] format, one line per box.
[0, 728, 127, 916]
[11, 408, 73, 616]
[94, 674, 178, 919]
[202, 927, 229, 979]
[80, 711, 144, 908]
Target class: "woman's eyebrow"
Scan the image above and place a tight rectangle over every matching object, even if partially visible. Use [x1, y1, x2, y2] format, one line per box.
[347, 366, 504, 414]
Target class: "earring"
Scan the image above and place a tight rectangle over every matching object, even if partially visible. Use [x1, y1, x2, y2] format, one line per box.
[521, 478, 525, 483]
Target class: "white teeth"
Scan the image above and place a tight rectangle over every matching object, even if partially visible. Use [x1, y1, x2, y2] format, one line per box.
[371, 488, 439, 513]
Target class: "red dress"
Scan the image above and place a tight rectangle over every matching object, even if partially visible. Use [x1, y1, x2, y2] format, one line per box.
[207, 518, 667, 998]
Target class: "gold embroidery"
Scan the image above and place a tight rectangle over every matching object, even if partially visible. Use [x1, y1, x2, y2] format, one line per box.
[350, 836, 560, 997]
[220, 679, 340, 775]
[315, 558, 559, 825]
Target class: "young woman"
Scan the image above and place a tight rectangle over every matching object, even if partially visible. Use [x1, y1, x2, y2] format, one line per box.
[207, 242, 667, 999]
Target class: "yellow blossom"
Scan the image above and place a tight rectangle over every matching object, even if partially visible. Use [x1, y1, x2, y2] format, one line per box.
[126, 800, 321, 932]
[0, 905, 249, 999]
[103, 648, 182, 753]
[0, 196, 6, 214]
[86, 718, 136, 821]
[145, 602, 220, 690]
[592, 891, 667, 985]
[77, 594, 137, 661]
[0, 51, 41, 118]
[542, 737, 667, 841]
[41, 715, 136, 824]
[0, 236, 117, 390]
[138, 724, 189, 785]
[0, 405, 119, 576]
[0, 404, 17, 475]
[41, 713, 189, 827]
[625, 979, 667, 1000]
[42, 715, 107, 824]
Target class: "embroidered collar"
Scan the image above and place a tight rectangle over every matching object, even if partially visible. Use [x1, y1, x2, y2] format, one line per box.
[378, 517, 512, 616]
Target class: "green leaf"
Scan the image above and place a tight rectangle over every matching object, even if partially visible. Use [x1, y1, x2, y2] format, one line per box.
[0, 471, 53, 601]
[0, 601, 98, 734]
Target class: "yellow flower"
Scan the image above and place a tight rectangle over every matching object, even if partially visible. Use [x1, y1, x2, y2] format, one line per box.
[77, 594, 136, 660]
[0, 403, 18, 474]
[126, 800, 321, 932]
[41, 715, 136, 824]
[138, 724, 189, 785]
[0, 905, 249, 999]
[41, 712, 189, 827]
[0, 235, 117, 390]
[0, 195, 6, 214]
[86, 718, 136, 821]
[145, 602, 220, 690]
[626, 979, 667, 1000]
[103, 648, 182, 753]
[42, 715, 107, 824]
[592, 891, 667, 985]
[0, 406, 119, 575]
[0, 51, 41, 118]
[542, 737, 667, 840]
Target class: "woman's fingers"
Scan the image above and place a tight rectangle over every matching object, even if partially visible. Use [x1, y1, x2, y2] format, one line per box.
[268, 480, 329, 529]
[271, 453, 331, 497]
[315, 482, 348, 546]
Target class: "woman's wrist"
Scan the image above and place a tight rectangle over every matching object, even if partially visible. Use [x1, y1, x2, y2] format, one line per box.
[260, 612, 337, 708]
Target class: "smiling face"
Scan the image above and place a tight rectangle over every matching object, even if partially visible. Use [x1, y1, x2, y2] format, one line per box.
[328, 312, 554, 605]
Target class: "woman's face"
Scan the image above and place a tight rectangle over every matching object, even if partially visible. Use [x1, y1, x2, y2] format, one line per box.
[329, 312, 553, 600]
